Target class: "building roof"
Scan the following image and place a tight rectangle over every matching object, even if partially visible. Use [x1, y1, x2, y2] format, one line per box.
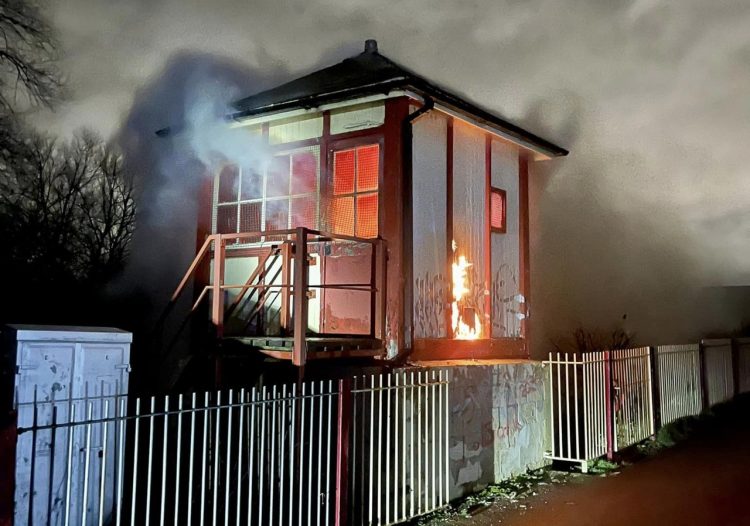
[231, 40, 568, 158]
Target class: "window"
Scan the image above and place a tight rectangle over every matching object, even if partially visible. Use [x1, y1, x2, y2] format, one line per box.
[213, 146, 319, 242]
[490, 187, 506, 233]
[328, 143, 380, 238]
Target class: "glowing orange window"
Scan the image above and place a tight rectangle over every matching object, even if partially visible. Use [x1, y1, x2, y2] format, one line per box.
[330, 144, 379, 238]
[490, 187, 506, 233]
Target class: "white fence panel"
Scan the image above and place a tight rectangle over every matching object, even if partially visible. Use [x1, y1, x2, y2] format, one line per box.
[703, 339, 734, 407]
[656, 344, 702, 425]
[611, 348, 653, 451]
[350, 369, 450, 526]
[546, 352, 607, 469]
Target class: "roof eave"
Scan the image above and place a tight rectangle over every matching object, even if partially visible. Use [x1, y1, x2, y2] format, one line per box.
[229, 80, 567, 159]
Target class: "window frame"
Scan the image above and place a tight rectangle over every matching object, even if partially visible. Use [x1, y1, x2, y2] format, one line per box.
[490, 186, 507, 234]
[212, 145, 321, 243]
[325, 135, 384, 239]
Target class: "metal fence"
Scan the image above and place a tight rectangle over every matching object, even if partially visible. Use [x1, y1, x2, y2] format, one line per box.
[656, 344, 702, 425]
[350, 370, 450, 526]
[611, 348, 653, 451]
[702, 339, 734, 407]
[546, 352, 606, 468]
[12, 371, 450, 526]
[547, 339, 750, 470]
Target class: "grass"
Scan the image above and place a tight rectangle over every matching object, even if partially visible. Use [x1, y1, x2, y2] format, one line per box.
[409, 468, 578, 525]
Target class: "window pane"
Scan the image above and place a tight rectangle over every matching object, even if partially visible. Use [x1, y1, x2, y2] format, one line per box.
[216, 204, 237, 234]
[291, 196, 317, 230]
[333, 149, 355, 195]
[491, 189, 505, 231]
[355, 192, 378, 238]
[356, 144, 379, 192]
[291, 151, 317, 195]
[218, 164, 239, 203]
[240, 167, 263, 200]
[239, 202, 262, 243]
[265, 199, 289, 232]
[267, 155, 291, 198]
[329, 196, 354, 236]
[239, 202, 262, 232]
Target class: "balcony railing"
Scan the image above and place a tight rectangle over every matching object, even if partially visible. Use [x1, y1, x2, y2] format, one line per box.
[168, 227, 387, 366]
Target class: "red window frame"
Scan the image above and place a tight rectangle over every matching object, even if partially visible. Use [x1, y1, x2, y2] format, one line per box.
[490, 187, 507, 234]
[326, 138, 382, 239]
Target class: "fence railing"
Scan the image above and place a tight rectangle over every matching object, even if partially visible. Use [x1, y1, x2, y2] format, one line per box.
[547, 352, 608, 467]
[547, 338, 750, 471]
[611, 347, 654, 451]
[350, 370, 450, 526]
[164, 227, 388, 366]
[702, 339, 734, 407]
[11, 371, 450, 526]
[656, 344, 702, 425]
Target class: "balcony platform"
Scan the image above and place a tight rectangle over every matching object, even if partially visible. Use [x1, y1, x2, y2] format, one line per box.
[222, 335, 383, 361]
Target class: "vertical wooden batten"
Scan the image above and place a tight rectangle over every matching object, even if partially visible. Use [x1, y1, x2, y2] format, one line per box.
[445, 117, 454, 339]
[484, 134, 493, 338]
[382, 97, 410, 354]
[518, 155, 531, 356]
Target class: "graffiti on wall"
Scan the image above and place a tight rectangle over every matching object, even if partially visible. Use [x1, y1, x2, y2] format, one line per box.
[491, 264, 523, 338]
[449, 363, 547, 497]
[413, 272, 447, 339]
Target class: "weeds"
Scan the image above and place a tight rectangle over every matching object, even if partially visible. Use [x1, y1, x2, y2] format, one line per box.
[552, 325, 635, 354]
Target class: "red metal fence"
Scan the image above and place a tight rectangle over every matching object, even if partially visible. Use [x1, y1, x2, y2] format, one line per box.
[547, 338, 750, 471]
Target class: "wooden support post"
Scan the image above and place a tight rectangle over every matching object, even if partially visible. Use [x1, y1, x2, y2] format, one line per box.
[374, 239, 387, 343]
[604, 350, 615, 460]
[445, 118, 454, 338]
[335, 378, 352, 526]
[211, 235, 225, 338]
[518, 156, 531, 353]
[483, 134, 492, 339]
[293, 228, 308, 367]
[280, 243, 292, 335]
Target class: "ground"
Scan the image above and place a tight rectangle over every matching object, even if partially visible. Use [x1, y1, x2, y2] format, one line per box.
[430, 395, 750, 526]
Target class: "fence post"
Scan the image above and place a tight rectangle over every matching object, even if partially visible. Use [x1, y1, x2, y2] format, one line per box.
[0, 412, 17, 526]
[731, 338, 740, 398]
[604, 350, 614, 460]
[335, 378, 352, 526]
[649, 346, 661, 433]
[699, 341, 709, 411]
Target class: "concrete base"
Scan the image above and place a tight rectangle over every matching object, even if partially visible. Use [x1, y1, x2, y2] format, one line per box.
[418, 360, 550, 500]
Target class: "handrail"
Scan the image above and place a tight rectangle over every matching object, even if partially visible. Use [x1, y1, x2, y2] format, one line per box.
[162, 226, 388, 367]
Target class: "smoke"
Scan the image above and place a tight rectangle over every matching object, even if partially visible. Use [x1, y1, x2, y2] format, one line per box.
[112, 52, 281, 325]
[36, 0, 750, 353]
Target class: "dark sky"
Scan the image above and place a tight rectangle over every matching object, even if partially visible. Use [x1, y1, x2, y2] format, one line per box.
[33, 0, 750, 343]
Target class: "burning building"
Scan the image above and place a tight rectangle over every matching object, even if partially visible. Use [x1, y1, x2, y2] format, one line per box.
[166, 39, 567, 369]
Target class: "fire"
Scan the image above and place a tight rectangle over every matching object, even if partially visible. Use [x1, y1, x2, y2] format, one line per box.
[451, 253, 482, 340]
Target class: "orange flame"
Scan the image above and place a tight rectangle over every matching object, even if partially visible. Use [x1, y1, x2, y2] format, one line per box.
[451, 253, 481, 340]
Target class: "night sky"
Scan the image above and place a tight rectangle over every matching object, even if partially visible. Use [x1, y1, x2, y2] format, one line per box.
[33, 0, 750, 347]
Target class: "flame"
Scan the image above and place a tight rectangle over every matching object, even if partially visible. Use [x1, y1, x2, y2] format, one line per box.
[451, 253, 482, 340]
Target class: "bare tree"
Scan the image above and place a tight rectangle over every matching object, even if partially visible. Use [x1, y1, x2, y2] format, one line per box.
[0, 0, 61, 113]
[0, 121, 136, 321]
